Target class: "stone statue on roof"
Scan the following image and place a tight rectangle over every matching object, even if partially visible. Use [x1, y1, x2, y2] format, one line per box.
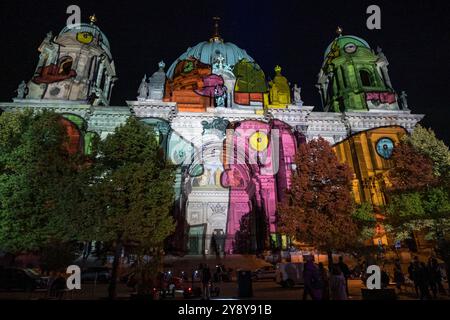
[399, 91, 409, 110]
[293, 84, 303, 106]
[137, 75, 148, 99]
[16, 81, 28, 99]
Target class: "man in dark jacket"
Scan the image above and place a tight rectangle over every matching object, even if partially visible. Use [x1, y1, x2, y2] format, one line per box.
[338, 256, 351, 296]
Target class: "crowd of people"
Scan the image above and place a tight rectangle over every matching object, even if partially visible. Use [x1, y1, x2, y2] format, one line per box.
[196, 263, 231, 299]
[302, 256, 351, 300]
[405, 256, 447, 299]
[301, 254, 448, 300]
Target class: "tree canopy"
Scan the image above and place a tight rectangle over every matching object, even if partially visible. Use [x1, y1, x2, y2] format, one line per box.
[87, 117, 176, 250]
[0, 110, 87, 253]
[278, 137, 359, 254]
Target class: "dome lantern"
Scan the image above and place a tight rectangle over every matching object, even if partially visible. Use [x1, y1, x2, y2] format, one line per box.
[210, 17, 223, 43]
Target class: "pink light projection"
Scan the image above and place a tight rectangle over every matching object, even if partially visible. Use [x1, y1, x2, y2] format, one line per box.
[221, 119, 297, 254]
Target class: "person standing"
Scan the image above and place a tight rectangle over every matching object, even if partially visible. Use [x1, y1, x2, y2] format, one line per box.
[408, 261, 418, 297]
[302, 258, 323, 300]
[330, 266, 347, 300]
[360, 260, 368, 284]
[201, 264, 212, 300]
[417, 262, 432, 300]
[428, 257, 445, 298]
[393, 259, 405, 293]
[338, 256, 351, 297]
[318, 262, 330, 300]
[381, 266, 390, 289]
[411, 256, 422, 297]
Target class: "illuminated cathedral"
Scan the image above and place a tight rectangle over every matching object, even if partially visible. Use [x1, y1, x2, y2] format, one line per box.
[0, 17, 424, 255]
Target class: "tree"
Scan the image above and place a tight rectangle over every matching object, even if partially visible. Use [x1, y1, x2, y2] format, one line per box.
[278, 137, 359, 270]
[404, 125, 450, 177]
[351, 202, 377, 243]
[385, 131, 450, 282]
[386, 132, 449, 239]
[0, 110, 87, 255]
[87, 117, 176, 299]
[387, 141, 437, 192]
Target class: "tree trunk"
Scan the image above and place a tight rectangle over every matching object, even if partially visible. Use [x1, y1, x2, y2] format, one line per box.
[327, 250, 334, 273]
[411, 231, 419, 252]
[108, 238, 123, 300]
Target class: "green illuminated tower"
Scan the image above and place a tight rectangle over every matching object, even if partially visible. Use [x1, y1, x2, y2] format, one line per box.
[317, 28, 400, 112]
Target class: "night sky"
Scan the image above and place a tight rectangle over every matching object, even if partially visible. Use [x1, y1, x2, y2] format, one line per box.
[0, 0, 449, 143]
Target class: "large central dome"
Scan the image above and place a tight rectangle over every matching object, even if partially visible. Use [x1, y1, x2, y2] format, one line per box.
[167, 39, 255, 78]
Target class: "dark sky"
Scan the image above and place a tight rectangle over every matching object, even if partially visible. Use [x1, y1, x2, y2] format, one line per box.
[1, 0, 449, 143]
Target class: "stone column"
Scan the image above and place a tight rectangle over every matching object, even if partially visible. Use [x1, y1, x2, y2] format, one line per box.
[380, 65, 393, 89]
[96, 58, 105, 88]
[34, 53, 46, 76]
[108, 80, 116, 102]
[104, 75, 112, 98]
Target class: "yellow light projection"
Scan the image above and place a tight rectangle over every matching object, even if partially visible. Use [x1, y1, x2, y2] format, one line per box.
[76, 32, 94, 44]
[249, 131, 269, 151]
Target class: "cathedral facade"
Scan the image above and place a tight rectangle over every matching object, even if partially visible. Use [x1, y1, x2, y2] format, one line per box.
[0, 18, 424, 255]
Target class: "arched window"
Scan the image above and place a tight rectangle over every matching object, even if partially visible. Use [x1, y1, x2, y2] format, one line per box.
[58, 56, 73, 75]
[359, 69, 373, 87]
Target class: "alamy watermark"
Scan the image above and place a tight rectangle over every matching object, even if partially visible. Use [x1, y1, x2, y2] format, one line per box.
[66, 265, 81, 290]
[366, 265, 381, 289]
[367, 5, 381, 30]
[66, 5, 81, 29]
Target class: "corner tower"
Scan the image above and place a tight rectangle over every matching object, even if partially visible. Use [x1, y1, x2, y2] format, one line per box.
[25, 15, 117, 106]
[317, 28, 401, 112]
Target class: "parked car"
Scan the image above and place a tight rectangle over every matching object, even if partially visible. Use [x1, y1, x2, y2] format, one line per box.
[276, 262, 304, 288]
[252, 265, 277, 281]
[0, 267, 47, 291]
[81, 267, 111, 283]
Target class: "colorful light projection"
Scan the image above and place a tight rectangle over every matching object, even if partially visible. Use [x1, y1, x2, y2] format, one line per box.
[233, 59, 267, 105]
[268, 65, 291, 108]
[164, 58, 213, 112]
[163, 56, 270, 111]
[221, 119, 297, 253]
[59, 114, 98, 156]
[32, 57, 77, 84]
